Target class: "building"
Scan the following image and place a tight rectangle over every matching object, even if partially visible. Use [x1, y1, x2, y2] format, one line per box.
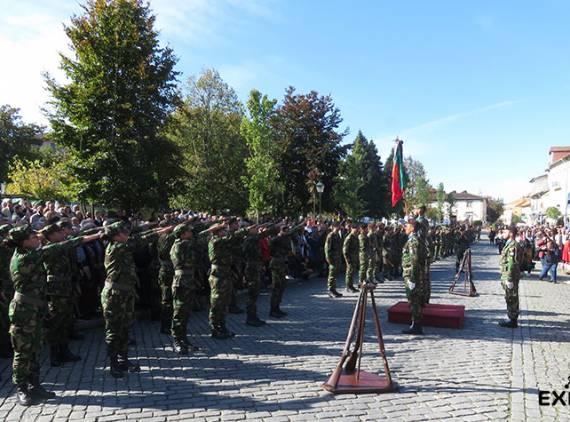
[527, 146, 570, 225]
[429, 190, 487, 223]
[501, 197, 532, 225]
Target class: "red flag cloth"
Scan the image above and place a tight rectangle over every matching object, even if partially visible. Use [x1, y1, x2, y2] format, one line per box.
[391, 139, 407, 207]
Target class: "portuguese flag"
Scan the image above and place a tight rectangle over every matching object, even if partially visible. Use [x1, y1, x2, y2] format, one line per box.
[391, 139, 407, 207]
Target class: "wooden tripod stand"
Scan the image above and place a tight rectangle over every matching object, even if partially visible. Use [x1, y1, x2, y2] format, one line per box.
[449, 248, 477, 297]
[322, 282, 397, 394]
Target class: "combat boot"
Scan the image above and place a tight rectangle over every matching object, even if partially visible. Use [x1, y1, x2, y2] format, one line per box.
[345, 285, 358, 293]
[29, 375, 56, 400]
[499, 319, 518, 328]
[270, 307, 287, 318]
[173, 339, 188, 355]
[59, 343, 81, 363]
[50, 345, 62, 367]
[328, 288, 343, 298]
[118, 351, 140, 373]
[16, 384, 33, 406]
[402, 322, 424, 335]
[245, 315, 266, 327]
[211, 328, 233, 339]
[108, 353, 125, 378]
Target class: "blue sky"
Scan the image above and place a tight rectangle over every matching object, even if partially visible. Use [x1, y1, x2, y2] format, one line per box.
[1, 0, 570, 201]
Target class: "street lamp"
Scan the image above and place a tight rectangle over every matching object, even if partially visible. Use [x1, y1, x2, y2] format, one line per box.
[316, 181, 324, 216]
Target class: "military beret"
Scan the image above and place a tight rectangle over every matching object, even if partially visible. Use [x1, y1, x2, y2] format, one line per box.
[8, 225, 33, 245]
[40, 223, 62, 238]
[105, 221, 128, 238]
[0, 224, 12, 238]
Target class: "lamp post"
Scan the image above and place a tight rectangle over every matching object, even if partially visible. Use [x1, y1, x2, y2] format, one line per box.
[316, 181, 324, 216]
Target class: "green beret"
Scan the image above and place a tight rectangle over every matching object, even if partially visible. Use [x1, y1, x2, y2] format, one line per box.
[40, 224, 62, 238]
[105, 221, 128, 238]
[8, 225, 33, 245]
[0, 224, 12, 238]
[173, 223, 190, 238]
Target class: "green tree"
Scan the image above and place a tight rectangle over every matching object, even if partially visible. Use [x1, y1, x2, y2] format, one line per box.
[45, 0, 181, 210]
[6, 148, 79, 201]
[486, 197, 504, 223]
[0, 105, 42, 183]
[545, 206, 561, 220]
[335, 131, 388, 218]
[276, 87, 348, 215]
[240, 89, 284, 219]
[403, 157, 430, 210]
[168, 69, 247, 213]
[447, 192, 457, 218]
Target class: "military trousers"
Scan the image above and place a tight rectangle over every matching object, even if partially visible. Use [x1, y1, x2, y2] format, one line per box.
[9, 300, 43, 385]
[502, 279, 519, 320]
[208, 266, 232, 330]
[244, 264, 261, 317]
[158, 265, 174, 322]
[344, 257, 358, 288]
[101, 286, 135, 356]
[404, 281, 424, 323]
[171, 274, 195, 340]
[46, 295, 74, 346]
[326, 258, 340, 290]
[270, 258, 287, 310]
[358, 255, 369, 283]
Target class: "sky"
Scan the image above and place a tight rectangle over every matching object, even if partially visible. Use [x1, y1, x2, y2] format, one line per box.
[1, 0, 570, 202]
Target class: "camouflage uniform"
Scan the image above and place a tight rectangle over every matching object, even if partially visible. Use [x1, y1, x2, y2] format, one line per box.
[402, 232, 424, 324]
[500, 239, 520, 321]
[157, 232, 175, 332]
[382, 230, 394, 280]
[358, 231, 372, 283]
[269, 230, 296, 315]
[324, 230, 342, 291]
[242, 228, 275, 321]
[375, 228, 384, 281]
[0, 226, 14, 358]
[170, 232, 197, 342]
[208, 229, 248, 333]
[42, 230, 82, 364]
[416, 216, 431, 305]
[342, 231, 359, 290]
[367, 229, 378, 282]
[101, 224, 157, 372]
[9, 227, 79, 387]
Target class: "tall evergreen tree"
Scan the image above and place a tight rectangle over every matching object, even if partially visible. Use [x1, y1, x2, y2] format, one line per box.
[45, 0, 181, 210]
[276, 87, 348, 215]
[167, 69, 247, 214]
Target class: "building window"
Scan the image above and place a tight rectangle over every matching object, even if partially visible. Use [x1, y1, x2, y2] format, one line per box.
[466, 201, 472, 208]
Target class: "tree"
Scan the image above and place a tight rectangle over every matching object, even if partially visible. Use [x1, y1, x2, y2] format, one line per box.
[426, 207, 441, 221]
[436, 182, 446, 221]
[335, 131, 388, 219]
[0, 105, 42, 183]
[6, 148, 79, 201]
[167, 69, 247, 213]
[447, 192, 457, 218]
[545, 206, 561, 220]
[403, 157, 430, 211]
[45, 0, 181, 210]
[486, 197, 504, 223]
[240, 89, 284, 219]
[276, 87, 348, 215]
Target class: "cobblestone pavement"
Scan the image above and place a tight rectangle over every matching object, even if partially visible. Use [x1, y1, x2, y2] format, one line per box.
[1, 236, 569, 421]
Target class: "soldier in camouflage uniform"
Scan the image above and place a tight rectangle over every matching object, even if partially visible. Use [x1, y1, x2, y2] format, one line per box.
[242, 223, 276, 326]
[358, 225, 372, 284]
[269, 222, 304, 318]
[157, 225, 176, 334]
[7, 225, 100, 406]
[40, 224, 82, 367]
[170, 223, 200, 354]
[499, 226, 521, 328]
[207, 222, 248, 338]
[101, 222, 172, 378]
[415, 206, 432, 305]
[342, 224, 359, 293]
[382, 226, 394, 280]
[0, 224, 14, 359]
[455, 227, 471, 273]
[401, 217, 425, 335]
[324, 223, 343, 298]
[367, 223, 379, 283]
[374, 224, 385, 283]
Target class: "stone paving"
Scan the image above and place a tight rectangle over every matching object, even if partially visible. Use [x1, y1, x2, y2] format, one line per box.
[0, 236, 569, 421]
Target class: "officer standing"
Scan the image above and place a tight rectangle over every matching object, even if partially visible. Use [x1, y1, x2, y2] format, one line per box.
[324, 222, 343, 298]
[499, 226, 521, 328]
[342, 224, 359, 293]
[401, 217, 425, 335]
